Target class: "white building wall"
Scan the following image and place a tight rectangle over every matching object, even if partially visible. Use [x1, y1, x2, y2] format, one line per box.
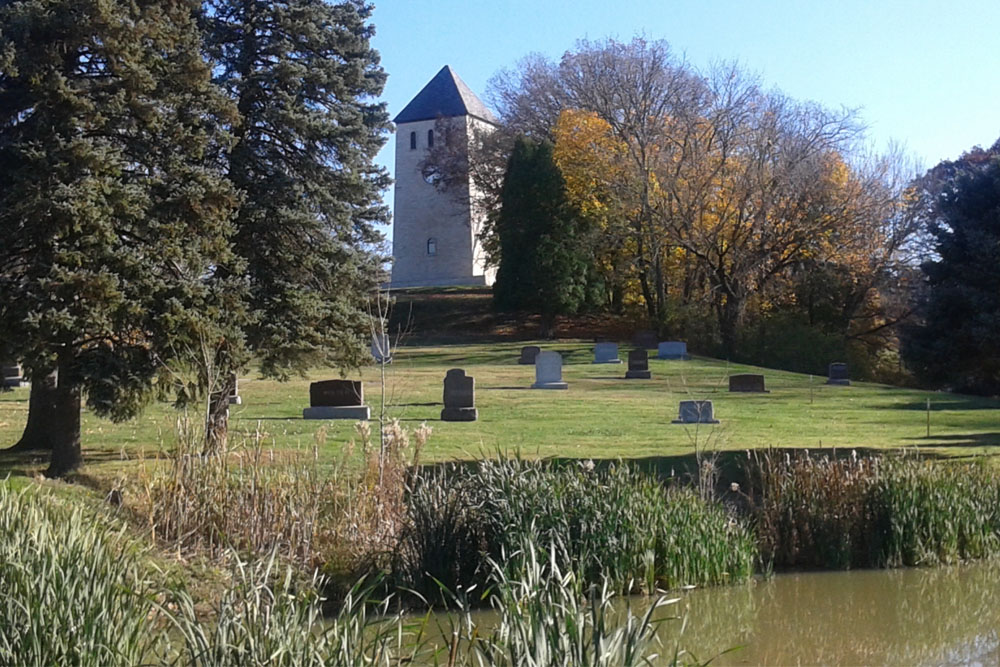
[390, 116, 495, 288]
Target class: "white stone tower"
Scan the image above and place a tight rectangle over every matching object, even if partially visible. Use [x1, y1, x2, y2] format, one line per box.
[390, 66, 496, 288]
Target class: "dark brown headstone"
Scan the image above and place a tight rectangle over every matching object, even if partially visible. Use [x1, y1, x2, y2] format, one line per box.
[631, 330, 657, 350]
[309, 380, 363, 407]
[625, 349, 651, 379]
[443, 369, 474, 408]
[518, 346, 541, 365]
[827, 362, 850, 386]
[441, 369, 477, 421]
[729, 373, 769, 393]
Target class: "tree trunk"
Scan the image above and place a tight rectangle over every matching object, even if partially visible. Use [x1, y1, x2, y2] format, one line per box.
[203, 373, 234, 455]
[6, 370, 58, 452]
[44, 363, 82, 478]
[718, 294, 745, 358]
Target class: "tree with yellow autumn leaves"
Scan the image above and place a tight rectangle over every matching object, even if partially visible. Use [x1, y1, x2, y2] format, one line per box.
[424, 37, 919, 376]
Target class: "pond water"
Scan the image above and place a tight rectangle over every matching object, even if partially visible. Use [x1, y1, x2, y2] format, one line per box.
[663, 561, 1000, 665]
[446, 560, 1000, 666]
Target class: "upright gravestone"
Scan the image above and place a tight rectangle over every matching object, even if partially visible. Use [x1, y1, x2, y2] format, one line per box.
[672, 400, 720, 424]
[632, 330, 658, 350]
[827, 362, 850, 386]
[228, 371, 242, 405]
[531, 351, 568, 390]
[518, 345, 541, 365]
[593, 342, 622, 364]
[372, 334, 392, 364]
[441, 369, 477, 421]
[625, 349, 651, 379]
[657, 341, 688, 360]
[2, 362, 27, 389]
[729, 373, 769, 393]
[303, 380, 370, 420]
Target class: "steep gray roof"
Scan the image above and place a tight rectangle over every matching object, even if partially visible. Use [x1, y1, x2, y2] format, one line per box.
[394, 66, 497, 125]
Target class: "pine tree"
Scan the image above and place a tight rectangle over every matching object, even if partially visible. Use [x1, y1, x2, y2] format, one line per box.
[493, 137, 590, 336]
[201, 0, 391, 449]
[902, 144, 1000, 394]
[0, 0, 240, 475]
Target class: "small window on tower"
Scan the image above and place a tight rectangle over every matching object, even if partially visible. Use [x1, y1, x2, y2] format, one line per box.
[409, 131, 416, 150]
[427, 129, 434, 148]
[427, 238, 437, 256]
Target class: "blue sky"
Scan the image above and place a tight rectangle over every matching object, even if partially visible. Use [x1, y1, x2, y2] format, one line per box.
[369, 0, 1000, 235]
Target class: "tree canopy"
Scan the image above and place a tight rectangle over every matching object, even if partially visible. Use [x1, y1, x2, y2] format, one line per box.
[0, 0, 240, 474]
[902, 140, 1000, 394]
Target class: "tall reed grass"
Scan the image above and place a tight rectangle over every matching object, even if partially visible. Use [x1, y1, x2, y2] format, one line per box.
[0, 485, 159, 666]
[744, 450, 1000, 569]
[396, 457, 757, 600]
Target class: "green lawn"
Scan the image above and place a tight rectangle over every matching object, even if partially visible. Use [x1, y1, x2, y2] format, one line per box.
[2, 340, 999, 479]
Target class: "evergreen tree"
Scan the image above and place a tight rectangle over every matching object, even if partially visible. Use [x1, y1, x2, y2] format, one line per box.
[493, 137, 590, 336]
[902, 143, 1000, 394]
[201, 0, 390, 449]
[0, 0, 240, 475]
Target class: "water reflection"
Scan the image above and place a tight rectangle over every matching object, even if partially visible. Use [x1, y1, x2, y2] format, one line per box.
[666, 561, 1000, 665]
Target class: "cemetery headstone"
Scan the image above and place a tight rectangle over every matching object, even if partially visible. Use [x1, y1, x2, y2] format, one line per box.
[441, 368, 478, 421]
[531, 350, 568, 389]
[518, 345, 541, 365]
[2, 362, 27, 389]
[632, 330, 658, 350]
[625, 349, 651, 379]
[372, 333, 392, 363]
[303, 379, 370, 420]
[729, 373, 769, 393]
[593, 342, 622, 364]
[672, 400, 720, 424]
[827, 362, 850, 386]
[657, 341, 689, 360]
[228, 372, 242, 405]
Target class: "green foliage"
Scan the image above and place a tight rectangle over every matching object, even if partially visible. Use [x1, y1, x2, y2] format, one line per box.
[0, 0, 241, 467]
[204, 0, 391, 379]
[493, 137, 596, 325]
[0, 486, 159, 665]
[903, 142, 1000, 394]
[396, 457, 757, 600]
[745, 451, 1000, 570]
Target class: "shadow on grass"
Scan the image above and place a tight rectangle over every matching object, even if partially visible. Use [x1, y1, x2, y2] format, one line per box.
[903, 432, 1000, 447]
[0, 448, 128, 480]
[889, 398, 1000, 411]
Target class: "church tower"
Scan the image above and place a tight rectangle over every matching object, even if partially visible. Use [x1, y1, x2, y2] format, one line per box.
[390, 66, 497, 288]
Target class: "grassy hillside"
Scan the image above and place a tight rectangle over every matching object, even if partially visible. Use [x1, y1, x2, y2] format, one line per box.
[3, 340, 998, 483]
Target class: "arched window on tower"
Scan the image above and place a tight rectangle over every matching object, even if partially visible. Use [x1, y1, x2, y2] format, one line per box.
[427, 237, 437, 256]
[427, 129, 434, 148]
[409, 131, 416, 150]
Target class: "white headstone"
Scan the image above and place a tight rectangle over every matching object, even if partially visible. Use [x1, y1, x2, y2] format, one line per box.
[531, 351, 568, 390]
[593, 342, 622, 364]
[657, 341, 688, 360]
